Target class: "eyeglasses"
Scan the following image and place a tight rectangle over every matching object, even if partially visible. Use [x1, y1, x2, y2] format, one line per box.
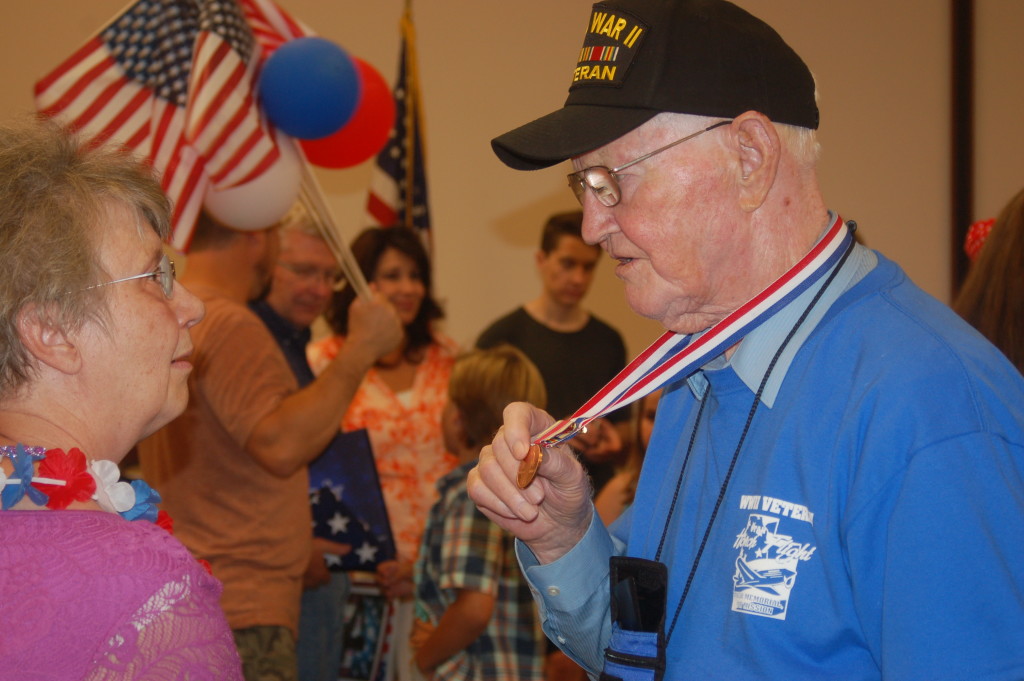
[84, 253, 176, 299]
[567, 120, 732, 207]
[277, 261, 343, 287]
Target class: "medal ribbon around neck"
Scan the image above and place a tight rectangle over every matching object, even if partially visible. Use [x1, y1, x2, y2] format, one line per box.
[533, 214, 853, 448]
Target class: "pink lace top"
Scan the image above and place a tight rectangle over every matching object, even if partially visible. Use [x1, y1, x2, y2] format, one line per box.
[0, 510, 242, 680]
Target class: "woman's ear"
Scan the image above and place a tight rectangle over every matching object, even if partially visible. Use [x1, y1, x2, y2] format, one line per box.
[732, 112, 781, 212]
[17, 304, 83, 376]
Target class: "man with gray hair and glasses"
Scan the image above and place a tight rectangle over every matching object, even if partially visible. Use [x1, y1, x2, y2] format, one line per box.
[468, 1, 1024, 679]
[248, 203, 360, 681]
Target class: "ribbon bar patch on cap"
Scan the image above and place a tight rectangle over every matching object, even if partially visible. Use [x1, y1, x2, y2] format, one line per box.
[570, 5, 647, 89]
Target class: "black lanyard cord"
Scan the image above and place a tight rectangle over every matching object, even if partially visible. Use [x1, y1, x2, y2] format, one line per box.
[653, 394, 709, 564]
[661, 234, 856, 643]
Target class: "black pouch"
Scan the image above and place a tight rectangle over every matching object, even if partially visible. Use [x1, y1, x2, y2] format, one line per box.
[598, 556, 667, 681]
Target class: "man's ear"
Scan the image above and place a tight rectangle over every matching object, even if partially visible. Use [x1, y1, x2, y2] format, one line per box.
[16, 304, 83, 376]
[534, 249, 547, 269]
[243, 230, 267, 259]
[732, 112, 781, 212]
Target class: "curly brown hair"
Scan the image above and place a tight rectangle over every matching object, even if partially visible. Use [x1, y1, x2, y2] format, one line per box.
[325, 226, 444, 361]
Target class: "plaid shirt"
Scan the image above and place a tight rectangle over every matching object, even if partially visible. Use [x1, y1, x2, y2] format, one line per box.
[414, 462, 545, 681]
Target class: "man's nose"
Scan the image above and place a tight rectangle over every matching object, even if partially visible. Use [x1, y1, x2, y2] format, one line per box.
[311, 274, 334, 296]
[580, 195, 616, 246]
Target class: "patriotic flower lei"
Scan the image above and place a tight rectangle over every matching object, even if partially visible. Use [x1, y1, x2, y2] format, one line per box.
[0, 444, 168, 528]
[1, 444, 214, 574]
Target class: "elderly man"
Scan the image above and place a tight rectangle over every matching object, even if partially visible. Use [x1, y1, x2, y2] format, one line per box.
[248, 204, 357, 681]
[250, 203, 341, 386]
[468, 1, 1024, 680]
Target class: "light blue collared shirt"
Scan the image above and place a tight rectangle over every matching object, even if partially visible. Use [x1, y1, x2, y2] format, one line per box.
[689, 217, 876, 406]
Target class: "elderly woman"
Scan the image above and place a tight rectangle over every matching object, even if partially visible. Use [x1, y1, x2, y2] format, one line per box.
[0, 119, 241, 679]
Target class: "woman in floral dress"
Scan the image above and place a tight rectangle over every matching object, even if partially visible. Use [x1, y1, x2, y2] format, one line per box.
[308, 226, 458, 681]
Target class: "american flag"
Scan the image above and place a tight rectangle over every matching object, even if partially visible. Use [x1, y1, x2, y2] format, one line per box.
[308, 428, 395, 572]
[34, 0, 307, 252]
[365, 10, 432, 254]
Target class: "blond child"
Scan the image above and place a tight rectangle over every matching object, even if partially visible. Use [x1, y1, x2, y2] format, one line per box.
[411, 346, 547, 681]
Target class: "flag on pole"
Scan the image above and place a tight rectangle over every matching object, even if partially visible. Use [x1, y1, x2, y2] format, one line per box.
[34, 0, 307, 252]
[366, 8, 432, 254]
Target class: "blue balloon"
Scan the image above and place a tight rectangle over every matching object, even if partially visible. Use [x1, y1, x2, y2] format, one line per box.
[258, 37, 361, 140]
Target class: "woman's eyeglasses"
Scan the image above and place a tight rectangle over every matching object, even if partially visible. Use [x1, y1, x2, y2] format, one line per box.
[84, 253, 176, 299]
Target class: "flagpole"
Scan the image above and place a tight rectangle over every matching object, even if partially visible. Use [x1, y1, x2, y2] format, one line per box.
[401, 8, 418, 231]
[295, 152, 371, 299]
[364, 0, 432, 253]
[73, 0, 140, 46]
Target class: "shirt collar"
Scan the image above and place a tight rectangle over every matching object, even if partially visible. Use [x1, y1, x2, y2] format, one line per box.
[686, 215, 876, 407]
[437, 460, 475, 493]
[249, 299, 311, 346]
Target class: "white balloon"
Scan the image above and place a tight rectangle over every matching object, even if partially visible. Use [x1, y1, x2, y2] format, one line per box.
[202, 133, 303, 231]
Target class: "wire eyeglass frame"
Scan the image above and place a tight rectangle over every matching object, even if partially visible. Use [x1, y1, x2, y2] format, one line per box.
[567, 120, 732, 207]
[84, 253, 176, 299]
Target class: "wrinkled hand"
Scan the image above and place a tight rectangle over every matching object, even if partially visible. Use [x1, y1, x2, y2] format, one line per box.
[376, 559, 415, 600]
[467, 402, 593, 565]
[571, 417, 623, 464]
[303, 537, 351, 590]
[346, 288, 403, 362]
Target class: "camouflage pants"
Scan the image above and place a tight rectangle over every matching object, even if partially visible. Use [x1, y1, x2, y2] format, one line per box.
[233, 625, 298, 681]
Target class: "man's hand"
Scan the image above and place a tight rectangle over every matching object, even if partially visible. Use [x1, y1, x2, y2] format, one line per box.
[570, 417, 624, 464]
[302, 537, 351, 590]
[467, 402, 593, 564]
[345, 289, 403, 364]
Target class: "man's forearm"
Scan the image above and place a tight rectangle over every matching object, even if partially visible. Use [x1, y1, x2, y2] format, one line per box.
[244, 340, 377, 477]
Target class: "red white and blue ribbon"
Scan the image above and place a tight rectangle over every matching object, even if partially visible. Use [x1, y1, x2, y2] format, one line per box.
[534, 214, 854, 447]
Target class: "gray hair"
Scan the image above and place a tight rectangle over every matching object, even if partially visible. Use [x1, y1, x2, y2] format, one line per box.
[0, 117, 170, 394]
[775, 121, 821, 170]
[654, 111, 821, 171]
[278, 201, 322, 240]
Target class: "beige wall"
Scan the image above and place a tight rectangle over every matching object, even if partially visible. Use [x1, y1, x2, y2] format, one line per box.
[975, 3, 1024, 221]
[2, 1, 1021, 357]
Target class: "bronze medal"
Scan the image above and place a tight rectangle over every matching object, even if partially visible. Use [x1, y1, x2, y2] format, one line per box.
[516, 444, 543, 489]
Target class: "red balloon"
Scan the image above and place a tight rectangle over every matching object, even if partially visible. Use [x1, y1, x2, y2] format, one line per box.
[300, 57, 396, 169]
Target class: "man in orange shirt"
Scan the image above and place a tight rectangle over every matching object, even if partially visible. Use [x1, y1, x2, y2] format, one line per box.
[139, 209, 401, 681]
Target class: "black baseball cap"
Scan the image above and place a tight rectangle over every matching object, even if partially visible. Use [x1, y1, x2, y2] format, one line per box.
[492, 0, 818, 170]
